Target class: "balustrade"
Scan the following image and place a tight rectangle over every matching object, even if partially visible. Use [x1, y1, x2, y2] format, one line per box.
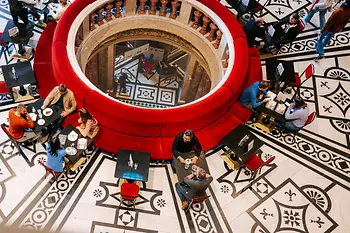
[88, 0, 124, 31]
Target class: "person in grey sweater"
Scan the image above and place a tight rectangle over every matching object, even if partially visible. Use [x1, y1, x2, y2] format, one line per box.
[279, 96, 309, 131]
[175, 167, 213, 210]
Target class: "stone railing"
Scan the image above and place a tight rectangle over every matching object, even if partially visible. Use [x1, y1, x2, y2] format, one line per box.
[89, 0, 124, 31]
[137, 0, 182, 18]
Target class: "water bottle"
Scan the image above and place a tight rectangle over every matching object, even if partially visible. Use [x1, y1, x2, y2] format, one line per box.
[129, 154, 133, 168]
[32, 106, 35, 113]
[11, 67, 17, 80]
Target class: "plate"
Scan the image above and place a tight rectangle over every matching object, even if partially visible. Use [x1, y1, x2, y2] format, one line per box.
[37, 119, 45, 126]
[29, 113, 37, 121]
[42, 0, 49, 3]
[68, 132, 78, 142]
[43, 108, 53, 117]
[66, 147, 77, 155]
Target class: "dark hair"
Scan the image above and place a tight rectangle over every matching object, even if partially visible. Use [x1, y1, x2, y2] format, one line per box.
[150, 54, 154, 58]
[58, 84, 67, 92]
[258, 81, 269, 89]
[294, 96, 305, 108]
[184, 129, 194, 139]
[291, 12, 300, 21]
[48, 136, 61, 156]
[79, 108, 93, 123]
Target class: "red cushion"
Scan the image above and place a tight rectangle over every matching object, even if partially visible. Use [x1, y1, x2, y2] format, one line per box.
[121, 183, 139, 199]
[0, 81, 10, 94]
[161, 86, 232, 137]
[228, 102, 251, 123]
[34, 22, 56, 63]
[53, 0, 95, 44]
[62, 112, 79, 128]
[160, 137, 175, 160]
[33, 62, 58, 98]
[84, 91, 163, 137]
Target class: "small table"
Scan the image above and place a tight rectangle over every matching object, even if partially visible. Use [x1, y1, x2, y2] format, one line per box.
[1, 61, 36, 102]
[27, 99, 61, 134]
[221, 124, 264, 164]
[115, 149, 151, 190]
[59, 125, 93, 169]
[0, 20, 34, 56]
[174, 152, 209, 183]
[266, 58, 296, 84]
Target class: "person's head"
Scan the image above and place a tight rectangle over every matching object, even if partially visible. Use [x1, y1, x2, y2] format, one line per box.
[79, 108, 93, 123]
[16, 104, 27, 115]
[59, 0, 68, 6]
[58, 84, 67, 95]
[150, 54, 154, 58]
[48, 136, 61, 155]
[258, 81, 269, 91]
[289, 13, 300, 24]
[255, 17, 264, 27]
[183, 129, 194, 143]
[121, 73, 127, 79]
[196, 167, 207, 180]
[294, 96, 306, 108]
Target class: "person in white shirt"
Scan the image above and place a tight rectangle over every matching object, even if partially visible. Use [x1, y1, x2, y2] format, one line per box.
[47, 0, 69, 22]
[304, 0, 333, 29]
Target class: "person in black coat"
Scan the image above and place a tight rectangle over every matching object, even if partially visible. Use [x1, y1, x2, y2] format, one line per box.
[269, 12, 301, 50]
[243, 17, 266, 48]
[8, 0, 29, 24]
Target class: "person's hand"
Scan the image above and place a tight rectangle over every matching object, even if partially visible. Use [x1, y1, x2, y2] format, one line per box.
[41, 105, 46, 110]
[60, 112, 67, 117]
[265, 94, 270, 98]
[263, 98, 270, 103]
[289, 103, 295, 109]
[191, 156, 198, 164]
[178, 156, 185, 164]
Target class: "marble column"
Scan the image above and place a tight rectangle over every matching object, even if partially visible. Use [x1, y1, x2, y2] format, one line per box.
[170, 0, 180, 19]
[199, 15, 210, 35]
[177, 1, 192, 24]
[206, 23, 217, 42]
[106, 45, 116, 91]
[159, 0, 169, 16]
[97, 8, 104, 26]
[213, 30, 222, 49]
[149, 0, 158, 15]
[138, 0, 147, 14]
[115, 0, 123, 17]
[180, 55, 200, 103]
[105, 3, 113, 21]
[191, 10, 202, 29]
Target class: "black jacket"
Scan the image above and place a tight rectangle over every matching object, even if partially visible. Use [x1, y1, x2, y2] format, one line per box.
[273, 17, 301, 43]
[243, 20, 265, 47]
[8, 0, 23, 13]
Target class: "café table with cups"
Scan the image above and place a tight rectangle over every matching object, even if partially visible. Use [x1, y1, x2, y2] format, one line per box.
[26, 98, 60, 135]
[174, 151, 209, 183]
[58, 124, 93, 172]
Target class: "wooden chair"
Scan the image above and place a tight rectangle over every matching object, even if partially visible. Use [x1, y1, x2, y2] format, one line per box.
[38, 161, 65, 181]
[119, 182, 139, 209]
[1, 123, 37, 155]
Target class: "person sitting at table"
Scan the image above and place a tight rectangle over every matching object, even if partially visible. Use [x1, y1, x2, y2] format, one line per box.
[277, 96, 309, 132]
[175, 167, 213, 210]
[171, 129, 202, 169]
[240, 81, 270, 111]
[243, 17, 266, 48]
[46, 0, 70, 22]
[46, 136, 66, 173]
[41, 84, 77, 133]
[8, 104, 35, 142]
[268, 13, 301, 51]
[76, 108, 99, 139]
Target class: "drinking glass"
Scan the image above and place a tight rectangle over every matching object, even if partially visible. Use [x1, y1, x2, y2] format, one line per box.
[134, 163, 138, 170]
[37, 109, 42, 118]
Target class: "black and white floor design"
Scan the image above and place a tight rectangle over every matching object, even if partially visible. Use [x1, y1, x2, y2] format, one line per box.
[0, 0, 349, 233]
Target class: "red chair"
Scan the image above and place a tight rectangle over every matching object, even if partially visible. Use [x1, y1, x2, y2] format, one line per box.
[119, 182, 139, 209]
[234, 154, 275, 185]
[0, 32, 11, 64]
[286, 64, 315, 95]
[185, 195, 211, 212]
[292, 111, 316, 141]
[39, 161, 64, 181]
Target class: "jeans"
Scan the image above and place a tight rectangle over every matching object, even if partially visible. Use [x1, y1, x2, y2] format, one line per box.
[304, 8, 327, 29]
[277, 120, 300, 132]
[316, 31, 333, 57]
[175, 182, 189, 202]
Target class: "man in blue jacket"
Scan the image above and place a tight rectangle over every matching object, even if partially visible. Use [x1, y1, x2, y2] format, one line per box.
[240, 81, 270, 110]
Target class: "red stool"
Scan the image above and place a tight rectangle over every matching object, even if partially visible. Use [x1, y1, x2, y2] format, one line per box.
[0, 32, 10, 64]
[39, 161, 64, 181]
[119, 182, 139, 209]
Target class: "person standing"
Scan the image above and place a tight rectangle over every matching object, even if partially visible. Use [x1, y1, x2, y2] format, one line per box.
[315, 0, 350, 60]
[118, 73, 127, 95]
[303, 0, 333, 30]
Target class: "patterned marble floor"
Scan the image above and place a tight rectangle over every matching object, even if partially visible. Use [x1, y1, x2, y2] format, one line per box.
[0, 0, 350, 233]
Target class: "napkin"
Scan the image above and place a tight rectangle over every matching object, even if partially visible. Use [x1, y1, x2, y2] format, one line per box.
[77, 138, 87, 150]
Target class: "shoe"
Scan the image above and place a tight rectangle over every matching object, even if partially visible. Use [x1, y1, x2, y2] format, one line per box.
[313, 56, 325, 61]
[182, 201, 188, 210]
